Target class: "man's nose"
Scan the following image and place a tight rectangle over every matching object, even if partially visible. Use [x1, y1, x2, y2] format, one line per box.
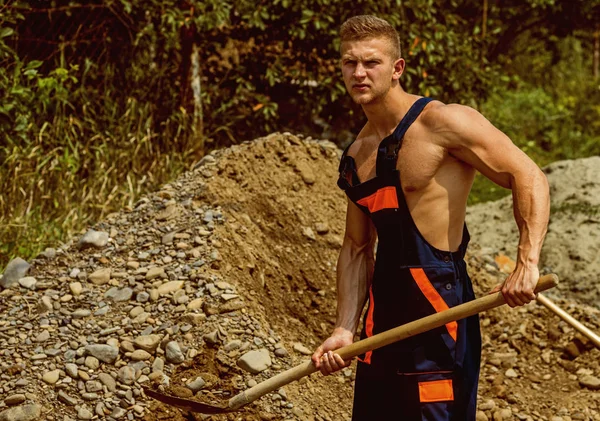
[353, 63, 366, 78]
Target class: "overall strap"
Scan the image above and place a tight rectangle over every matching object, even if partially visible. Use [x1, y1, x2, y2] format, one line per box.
[337, 141, 360, 191]
[376, 97, 433, 175]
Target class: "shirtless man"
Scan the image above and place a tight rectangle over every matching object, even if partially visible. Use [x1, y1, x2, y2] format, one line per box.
[311, 15, 550, 420]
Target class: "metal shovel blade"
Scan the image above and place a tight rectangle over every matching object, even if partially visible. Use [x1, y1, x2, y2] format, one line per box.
[142, 386, 232, 414]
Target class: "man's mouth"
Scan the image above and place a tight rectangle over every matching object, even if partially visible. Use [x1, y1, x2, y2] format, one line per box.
[353, 84, 369, 91]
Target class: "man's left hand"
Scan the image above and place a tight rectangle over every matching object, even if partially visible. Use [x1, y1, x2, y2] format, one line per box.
[490, 264, 539, 307]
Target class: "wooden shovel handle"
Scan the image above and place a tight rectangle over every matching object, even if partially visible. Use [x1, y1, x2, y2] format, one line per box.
[536, 293, 600, 349]
[228, 273, 558, 410]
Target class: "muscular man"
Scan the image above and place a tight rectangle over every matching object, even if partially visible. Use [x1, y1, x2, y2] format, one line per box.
[311, 15, 550, 420]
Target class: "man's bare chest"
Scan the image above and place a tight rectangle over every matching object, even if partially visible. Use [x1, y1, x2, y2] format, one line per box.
[353, 136, 441, 191]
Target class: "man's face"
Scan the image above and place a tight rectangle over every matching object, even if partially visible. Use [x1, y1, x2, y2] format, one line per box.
[340, 37, 403, 105]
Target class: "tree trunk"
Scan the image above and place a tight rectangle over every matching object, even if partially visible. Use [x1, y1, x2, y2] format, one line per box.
[594, 26, 599, 80]
[482, 0, 488, 40]
[191, 43, 204, 154]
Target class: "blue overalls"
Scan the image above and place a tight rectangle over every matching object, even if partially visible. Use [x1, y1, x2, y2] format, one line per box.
[337, 98, 481, 421]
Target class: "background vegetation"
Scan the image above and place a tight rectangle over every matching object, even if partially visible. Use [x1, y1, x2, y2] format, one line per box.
[1, 0, 599, 268]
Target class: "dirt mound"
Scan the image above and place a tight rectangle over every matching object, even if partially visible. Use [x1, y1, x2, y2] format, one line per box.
[467, 156, 600, 308]
[1, 134, 599, 421]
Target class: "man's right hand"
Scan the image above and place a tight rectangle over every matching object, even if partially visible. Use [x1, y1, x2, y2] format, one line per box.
[311, 327, 354, 376]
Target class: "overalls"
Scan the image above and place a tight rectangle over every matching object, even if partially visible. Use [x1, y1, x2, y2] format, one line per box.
[337, 98, 481, 421]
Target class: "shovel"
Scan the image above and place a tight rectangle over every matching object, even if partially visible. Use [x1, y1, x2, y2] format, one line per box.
[143, 273, 558, 414]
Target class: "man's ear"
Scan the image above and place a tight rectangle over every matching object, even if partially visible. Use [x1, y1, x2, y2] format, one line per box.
[392, 58, 405, 80]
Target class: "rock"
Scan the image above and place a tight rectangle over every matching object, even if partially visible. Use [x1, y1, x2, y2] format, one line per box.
[186, 376, 206, 392]
[293, 343, 312, 355]
[77, 407, 94, 420]
[204, 330, 219, 345]
[224, 340, 242, 352]
[84, 356, 100, 370]
[237, 349, 272, 374]
[134, 335, 162, 353]
[476, 411, 489, 421]
[85, 380, 103, 392]
[479, 400, 496, 411]
[98, 373, 116, 392]
[302, 227, 316, 241]
[118, 366, 136, 385]
[165, 341, 185, 364]
[69, 282, 83, 296]
[88, 268, 111, 285]
[34, 330, 50, 342]
[78, 229, 109, 249]
[315, 222, 330, 234]
[146, 267, 165, 280]
[3, 394, 26, 406]
[71, 309, 91, 318]
[57, 391, 78, 406]
[187, 298, 203, 310]
[130, 349, 152, 361]
[18, 277, 36, 289]
[157, 281, 184, 296]
[65, 363, 78, 378]
[505, 368, 519, 378]
[0, 257, 30, 289]
[274, 347, 289, 358]
[42, 369, 60, 384]
[0, 404, 42, 421]
[579, 375, 600, 390]
[110, 407, 127, 419]
[85, 344, 118, 364]
[106, 287, 133, 302]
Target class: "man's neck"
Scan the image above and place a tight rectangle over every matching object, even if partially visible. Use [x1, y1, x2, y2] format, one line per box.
[362, 88, 417, 140]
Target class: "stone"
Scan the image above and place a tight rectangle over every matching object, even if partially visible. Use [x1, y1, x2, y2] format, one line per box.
[57, 391, 78, 406]
[118, 366, 136, 385]
[579, 375, 600, 390]
[78, 229, 109, 249]
[186, 376, 206, 392]
[18, 277, 36, 289]
[0, 404, 42, 421]
[237, 349, 272, 374]
[293, 343, 312, 355]
[165, 341, 185, 364]
[98, 372, 116, 392]
[65, 363, 78, 378]
[71, 309, 92, 318]
[108, 287, 133, 302]
[70, 282, 83, 296]
[134, 335, 162, 353]
[42, 369, 60, 384]
[84, 356, 100, 370]
[85, 380, 103, 392]
[130, 349, 152, 361]
[89, 268, 111, 285]
[34, 330, 50, 342]
[476, 411, 489, 421]
[187, 298, 203, 310]
[85, 344, 118, 364]
[146, 267, 165, 280]
[0, 257, 30, 289]
[315, 222, 330, 234]
[3, 394, 26, 406]
[77, 407, 94, 420]
[302, 227, 316, 241]
[157, 281, 185, 296]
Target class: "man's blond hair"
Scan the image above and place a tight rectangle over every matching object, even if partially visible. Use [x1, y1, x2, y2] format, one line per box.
[340, 15, 401, 59]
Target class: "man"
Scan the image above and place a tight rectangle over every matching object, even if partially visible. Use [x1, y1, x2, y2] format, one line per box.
[311, 15, 550, 420]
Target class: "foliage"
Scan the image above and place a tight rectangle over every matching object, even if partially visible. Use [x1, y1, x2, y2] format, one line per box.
[0, 0, 599, 267]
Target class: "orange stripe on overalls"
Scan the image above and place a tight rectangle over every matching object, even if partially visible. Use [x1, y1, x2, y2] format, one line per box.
[410, 268, 458, 341]
[356, 186, 399, 213]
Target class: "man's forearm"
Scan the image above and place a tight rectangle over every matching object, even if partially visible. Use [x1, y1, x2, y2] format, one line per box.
[334, 242, 374, 335]
[511, 168, 550, 266]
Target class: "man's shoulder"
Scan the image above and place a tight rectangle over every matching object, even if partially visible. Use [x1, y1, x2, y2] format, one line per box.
[420, 101, 480, 131]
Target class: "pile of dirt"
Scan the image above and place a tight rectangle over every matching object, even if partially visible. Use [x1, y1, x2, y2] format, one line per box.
[466, 156, 600, 308]
[1, 133, 599, 421]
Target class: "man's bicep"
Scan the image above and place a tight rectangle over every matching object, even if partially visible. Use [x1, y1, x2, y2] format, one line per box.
[343, 200, 376, 249]
[442, 105, 539, 189]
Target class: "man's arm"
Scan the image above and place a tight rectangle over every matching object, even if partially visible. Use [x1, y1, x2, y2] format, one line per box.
[430, 104, 550, 307]
[312, 199, 376, 374]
